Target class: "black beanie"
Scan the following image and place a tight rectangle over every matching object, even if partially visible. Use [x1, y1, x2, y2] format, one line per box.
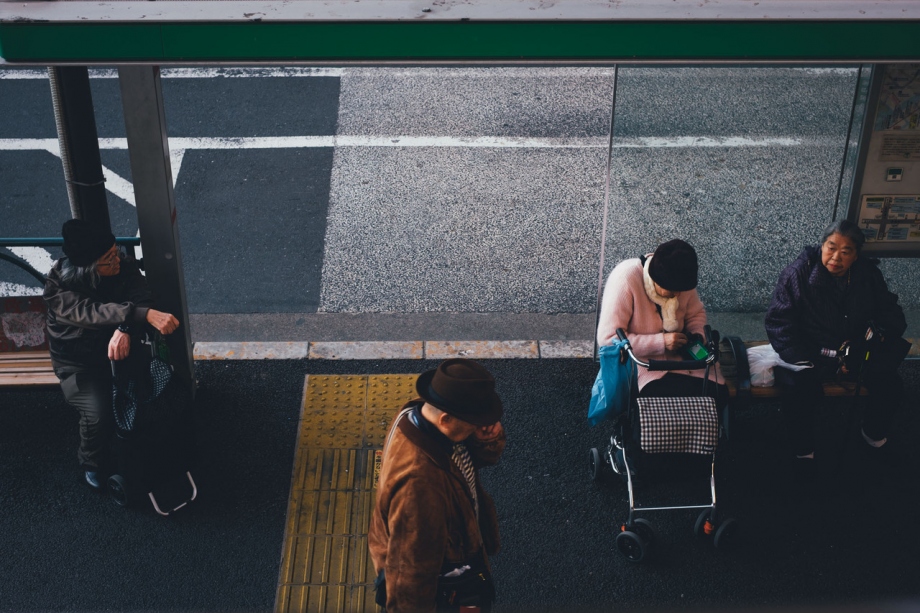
[648, 239, 698, 292]
[61, 219, 115, 267]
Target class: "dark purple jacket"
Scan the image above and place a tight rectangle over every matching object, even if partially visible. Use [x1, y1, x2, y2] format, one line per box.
[765, 246, 906, 365]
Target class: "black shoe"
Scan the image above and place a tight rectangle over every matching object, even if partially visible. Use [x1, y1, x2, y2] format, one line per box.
[84, 470, 103, 490]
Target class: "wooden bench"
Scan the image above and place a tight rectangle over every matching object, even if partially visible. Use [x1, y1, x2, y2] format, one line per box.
[0, 296, 57, 388]
[718, 335, 868, 410]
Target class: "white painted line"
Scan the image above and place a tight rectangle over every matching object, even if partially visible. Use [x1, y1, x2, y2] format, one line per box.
[343, 67, 620, 78]
[616, 136, 802, 148]
[170, 149, 186, 189]
[0, 67, 346, 79]
[6, 247, 53, 279]
[99, 166, 137, 207]
[0, 67, 624, 80]
[336, 135, 602, 148]
[0, 138, 60, 151]
[40, 141, 139, 205]
[0, 282, 42, 296]
[165, 136, 336, 149]
[1, 135, 811, 151]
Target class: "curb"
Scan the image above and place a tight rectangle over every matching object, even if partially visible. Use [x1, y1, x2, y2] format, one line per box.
[193, 337, 920, 361]
[193, 340, 595, 360]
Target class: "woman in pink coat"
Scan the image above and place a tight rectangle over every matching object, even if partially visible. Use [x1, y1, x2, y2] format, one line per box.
[596, 239, 726, 405]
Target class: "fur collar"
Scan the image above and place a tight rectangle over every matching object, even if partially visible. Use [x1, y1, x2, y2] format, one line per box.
[643, 256, 680, 332]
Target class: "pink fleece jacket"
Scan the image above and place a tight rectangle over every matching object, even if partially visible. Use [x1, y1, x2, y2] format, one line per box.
[596, 257, 723, 391]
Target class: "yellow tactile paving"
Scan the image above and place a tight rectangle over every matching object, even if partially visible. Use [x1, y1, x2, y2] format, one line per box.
[276, 374, 419, 613]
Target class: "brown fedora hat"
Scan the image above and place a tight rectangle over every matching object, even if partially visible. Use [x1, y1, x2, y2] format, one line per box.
[416, 358, 503, 426]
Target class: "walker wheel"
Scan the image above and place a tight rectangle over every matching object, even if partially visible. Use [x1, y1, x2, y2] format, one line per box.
[616, 530, 646, 562]
[108, 474, 130, 507]
[694, 510, 714, 538]
[713, 517, 739, 550]
[589, 448, 604, 482]
[631, 518, 656, 547]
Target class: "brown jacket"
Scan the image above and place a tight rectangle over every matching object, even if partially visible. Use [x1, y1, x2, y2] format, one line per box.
[369, 401, 505, 613]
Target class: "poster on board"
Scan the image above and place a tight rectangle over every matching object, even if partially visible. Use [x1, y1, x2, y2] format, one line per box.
[851, 64, 920, 255]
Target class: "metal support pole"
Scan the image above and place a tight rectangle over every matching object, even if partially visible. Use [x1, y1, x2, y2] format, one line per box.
[47, 66, 111, 229]
[117, 66, 195, 392]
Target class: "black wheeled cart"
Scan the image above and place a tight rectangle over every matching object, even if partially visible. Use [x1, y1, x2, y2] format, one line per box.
[589, 326, 737, 562]
[109, 332, 197, 516]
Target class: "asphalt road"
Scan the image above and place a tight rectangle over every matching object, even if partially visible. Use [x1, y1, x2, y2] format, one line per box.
[3, 66, 919, 331]
[2, 358, 919, 612]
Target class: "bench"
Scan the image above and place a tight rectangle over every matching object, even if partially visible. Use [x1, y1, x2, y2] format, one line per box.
[718, 335, 868, 410]
[0, 296, 57, 387]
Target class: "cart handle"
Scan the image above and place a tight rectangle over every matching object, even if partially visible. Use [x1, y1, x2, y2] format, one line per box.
[615, 326, 718, 371]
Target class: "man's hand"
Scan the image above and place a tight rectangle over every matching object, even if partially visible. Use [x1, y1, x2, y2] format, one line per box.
[664, 333, 688, 352]
[474, 421, 504, 443]
[108, 329, 131, 361]
[146, 309, 180, 335]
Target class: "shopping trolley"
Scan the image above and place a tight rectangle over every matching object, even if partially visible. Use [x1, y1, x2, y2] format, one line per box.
[589, 326, 737, 562]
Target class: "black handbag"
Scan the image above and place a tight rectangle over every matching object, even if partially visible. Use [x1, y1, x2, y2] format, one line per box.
[372, 554, 496, 613]
[435, 554, 496, 612]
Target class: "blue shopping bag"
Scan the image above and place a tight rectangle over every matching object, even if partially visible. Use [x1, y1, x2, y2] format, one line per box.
[587, 340, 636, 427]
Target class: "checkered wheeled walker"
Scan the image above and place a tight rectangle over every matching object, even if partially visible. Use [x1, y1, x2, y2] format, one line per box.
[589, 326, 737, 562]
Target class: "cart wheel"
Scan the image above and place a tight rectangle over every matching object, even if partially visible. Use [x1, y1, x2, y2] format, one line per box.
[631, 518, 656, 547]
[616, 531, 646, 562]
[108, 474, 130, 507]
[694, 510, 714, 538]
[589, 448, 602, 482]
[713, 518, 739, 550]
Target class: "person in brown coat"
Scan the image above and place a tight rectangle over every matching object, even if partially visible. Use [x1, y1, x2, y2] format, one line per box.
[369, 358, 506, 612]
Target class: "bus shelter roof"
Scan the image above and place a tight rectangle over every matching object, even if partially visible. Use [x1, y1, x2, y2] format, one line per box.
[1, 1, 920, 65]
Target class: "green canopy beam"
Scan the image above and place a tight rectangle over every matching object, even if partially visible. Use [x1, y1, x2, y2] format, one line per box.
[2, 1, 919, 64]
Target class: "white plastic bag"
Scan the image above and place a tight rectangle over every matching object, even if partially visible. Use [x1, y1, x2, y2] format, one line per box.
[746, 344, 812, 387]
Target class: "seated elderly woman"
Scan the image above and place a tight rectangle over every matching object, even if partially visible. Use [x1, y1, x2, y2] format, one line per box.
[765, 219, 910, 467]
[597, 239, 726, 406]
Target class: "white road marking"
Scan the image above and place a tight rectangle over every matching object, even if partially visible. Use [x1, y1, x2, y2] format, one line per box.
[6, 247, 53, 278]
[0, 142, 188, 294]
[0, 131, 809, 297]
[0, 67, 859, 80]
[0, 67, 346, 79]
[1, 135, 807, 151]
[0, 282, 42, 296]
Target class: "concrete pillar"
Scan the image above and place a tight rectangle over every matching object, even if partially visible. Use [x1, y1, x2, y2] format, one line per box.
[118, 66, 195, 391]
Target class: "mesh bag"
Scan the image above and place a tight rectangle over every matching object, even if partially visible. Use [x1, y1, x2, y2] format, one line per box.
[112, 332, 174, 433]
[638, 396, 718, 455]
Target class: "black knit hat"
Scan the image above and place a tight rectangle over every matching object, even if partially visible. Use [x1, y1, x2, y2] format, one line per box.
[416, 358, 503, 426]
[61, 219, 115, 267]
[648, 239, 698, 292]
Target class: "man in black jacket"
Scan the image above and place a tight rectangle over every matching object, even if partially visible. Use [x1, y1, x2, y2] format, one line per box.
[765, 219, 910, 468]
[44, 219, 179, 489]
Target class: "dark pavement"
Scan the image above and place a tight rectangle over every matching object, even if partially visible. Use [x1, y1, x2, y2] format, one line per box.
[2, 358, 920, 612]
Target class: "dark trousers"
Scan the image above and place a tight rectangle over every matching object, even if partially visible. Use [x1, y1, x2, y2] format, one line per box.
[639, 372, 730, 411]
[57, 367, 114, 471]
[775, 362, 903, 457]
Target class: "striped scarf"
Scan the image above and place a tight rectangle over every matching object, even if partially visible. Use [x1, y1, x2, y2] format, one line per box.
[452, 443, 479, 519]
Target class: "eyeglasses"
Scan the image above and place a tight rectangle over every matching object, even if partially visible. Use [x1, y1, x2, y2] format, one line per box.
[97, 246, 125, 269]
